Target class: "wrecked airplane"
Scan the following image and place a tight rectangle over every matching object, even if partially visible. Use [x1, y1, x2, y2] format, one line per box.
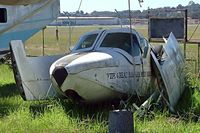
[0, 0, 185, 111]
[10, 28, 185, 110]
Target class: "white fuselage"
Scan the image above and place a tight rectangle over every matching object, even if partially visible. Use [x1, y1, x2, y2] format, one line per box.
[50, 28, 156, 102]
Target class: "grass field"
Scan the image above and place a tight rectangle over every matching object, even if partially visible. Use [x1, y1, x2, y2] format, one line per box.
[0, 25, 200, 132]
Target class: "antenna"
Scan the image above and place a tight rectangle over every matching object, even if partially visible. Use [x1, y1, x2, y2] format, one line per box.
[114, 9, 122, 28]
[78, 0, 83, 11]
[66, 0, 83, 51]
[128, 0, 144, 29]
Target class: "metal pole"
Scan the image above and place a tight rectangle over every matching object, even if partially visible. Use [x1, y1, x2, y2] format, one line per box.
[128, 0, 132, 30]
[128, 0, 133, 56]
[128, 0, 138, 99]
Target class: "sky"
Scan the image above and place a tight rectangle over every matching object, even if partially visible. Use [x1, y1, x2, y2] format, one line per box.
[60, 0, 200, 13]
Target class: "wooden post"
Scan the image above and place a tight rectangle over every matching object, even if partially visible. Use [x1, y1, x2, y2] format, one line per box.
[109, 110, 134, 133]
[42, 27, 45, 56]
[198, 43, 200, 72]
[56, 26, 59, 46]
[148, 7, 151, 42]
[184, 9, 188, 58]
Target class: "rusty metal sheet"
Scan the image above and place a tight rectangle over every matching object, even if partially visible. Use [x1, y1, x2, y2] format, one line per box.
[151, 32, 185, 108]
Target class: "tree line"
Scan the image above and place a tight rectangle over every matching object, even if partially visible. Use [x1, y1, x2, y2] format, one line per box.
[60, 1, 200, 19]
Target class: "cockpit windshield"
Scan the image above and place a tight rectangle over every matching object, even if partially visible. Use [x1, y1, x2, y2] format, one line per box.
[75, 33, 98, 50]
[100, 33, 140, 56]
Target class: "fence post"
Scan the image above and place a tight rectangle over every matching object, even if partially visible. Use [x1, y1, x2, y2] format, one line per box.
[198, 43, 200, 72]
[42, 27, 45, 56]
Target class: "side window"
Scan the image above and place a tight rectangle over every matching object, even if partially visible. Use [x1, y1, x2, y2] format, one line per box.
[132, 35, 140, 57]
[100, 33, 140, 56]
[76, 34, 98, 50]
[0, 8, 7, 23]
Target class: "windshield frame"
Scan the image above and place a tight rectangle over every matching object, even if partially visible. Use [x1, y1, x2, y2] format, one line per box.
[71, 30, 103, 53]
[95, 28, 141, 55]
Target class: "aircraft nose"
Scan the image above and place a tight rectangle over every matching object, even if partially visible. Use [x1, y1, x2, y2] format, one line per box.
[52, 66, 68, 87]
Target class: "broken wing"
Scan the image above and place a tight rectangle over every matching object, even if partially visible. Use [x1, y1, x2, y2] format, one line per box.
[151, 32, 185, 108]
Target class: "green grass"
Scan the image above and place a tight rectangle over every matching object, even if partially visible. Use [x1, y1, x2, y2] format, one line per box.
[0, 63, 200, 132]
[0, 25, 200, 132]
[0, 64, 108, 133]
[135, 114, 200, 132]
[0, 104, 108, 133]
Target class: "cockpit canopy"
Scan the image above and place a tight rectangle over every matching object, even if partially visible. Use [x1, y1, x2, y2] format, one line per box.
[72, 28, 149, 57]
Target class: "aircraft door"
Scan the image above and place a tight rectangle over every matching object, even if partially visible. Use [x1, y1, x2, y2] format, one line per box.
[98, 30, 151, 96]
[129, 34, 151, 96]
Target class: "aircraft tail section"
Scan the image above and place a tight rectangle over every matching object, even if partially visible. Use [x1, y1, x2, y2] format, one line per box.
[0, 0, 60, 52]
[10, 40, 63, 100]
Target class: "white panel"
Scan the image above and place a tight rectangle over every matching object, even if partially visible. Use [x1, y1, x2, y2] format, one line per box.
[10, 40, 64, 100]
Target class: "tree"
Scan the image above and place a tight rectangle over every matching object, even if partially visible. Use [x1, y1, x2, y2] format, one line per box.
[177, 4, 183, 9]
[188, 1, 195, 6]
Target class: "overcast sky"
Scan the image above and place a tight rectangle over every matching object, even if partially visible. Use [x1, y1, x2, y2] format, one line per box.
[60, 0, 200, 13]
